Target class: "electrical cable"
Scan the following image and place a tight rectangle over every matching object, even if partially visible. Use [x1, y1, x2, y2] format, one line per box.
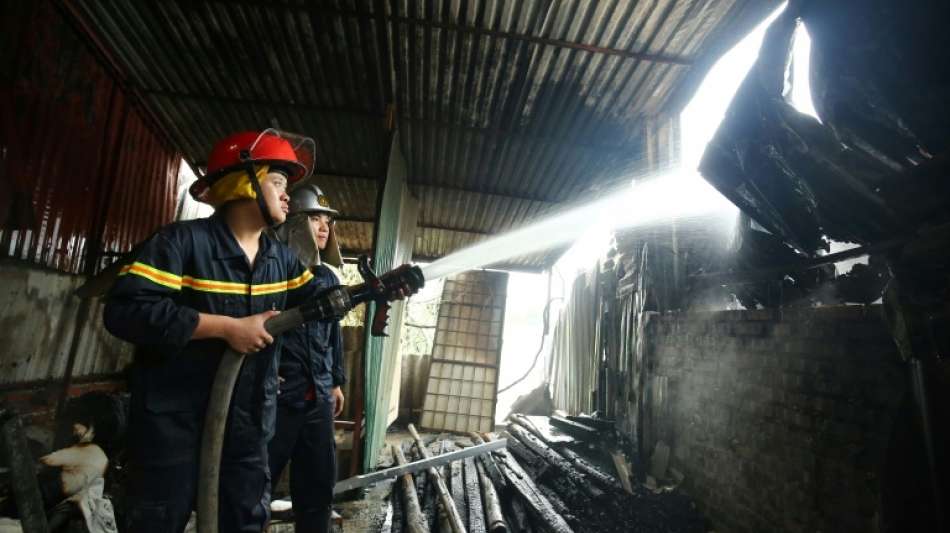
[498, 270, 562, 394]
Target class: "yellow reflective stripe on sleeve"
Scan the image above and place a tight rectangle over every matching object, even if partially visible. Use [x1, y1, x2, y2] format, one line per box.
[117, 262, 313, 295]
[173, 269, 314, 295]
[249, 269, 314, 295]
[286, 269, 314, 290]
[118, 262, 183, 290]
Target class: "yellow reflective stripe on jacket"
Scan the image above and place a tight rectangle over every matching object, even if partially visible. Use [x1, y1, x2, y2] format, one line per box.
[119, 262, 183, 290]
[181, 276, 248, 295]
[120, 262, 314, 295]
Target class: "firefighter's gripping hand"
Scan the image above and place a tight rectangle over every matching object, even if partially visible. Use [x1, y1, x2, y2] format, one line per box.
[225, 310, 280, 354]
[385, 279, 418, 301]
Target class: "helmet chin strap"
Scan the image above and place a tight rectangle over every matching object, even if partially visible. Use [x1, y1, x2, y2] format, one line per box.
[239, 151, 276, 227]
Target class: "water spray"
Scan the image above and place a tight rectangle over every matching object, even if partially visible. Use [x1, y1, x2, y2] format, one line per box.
[422, 170, 736, 282]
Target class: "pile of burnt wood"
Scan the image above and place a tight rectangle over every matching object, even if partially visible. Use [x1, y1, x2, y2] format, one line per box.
[386, 416, 705, 533]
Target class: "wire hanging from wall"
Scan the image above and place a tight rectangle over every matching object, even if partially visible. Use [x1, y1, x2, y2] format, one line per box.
[498, 270, 560, 394]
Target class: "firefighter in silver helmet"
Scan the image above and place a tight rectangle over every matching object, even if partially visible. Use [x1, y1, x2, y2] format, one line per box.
[269, 183, 345, 532]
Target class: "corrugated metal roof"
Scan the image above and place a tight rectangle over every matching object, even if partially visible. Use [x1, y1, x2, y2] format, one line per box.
[66, 0, 778, 269]
[1, 1, 180, 275]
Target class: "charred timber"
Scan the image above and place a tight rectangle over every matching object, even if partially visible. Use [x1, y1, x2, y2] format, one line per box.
[412, 444, 437, 532]
[509, 414, 574, 446]
[558, 447, 621, 490]
[450, 457, 468, 528]
[548, 416, 600, 441]
[506, 437, 548, 475]
[507, 424, 605, 500]
[475, 459, 508, 533]
[393, 445, 430, 533]
[463, 458, 488, 533]
[469, 433, 508, 493]
[408, 424, 467, 533]
[0, 413, 49, 533]
[438, 462, 455, 533]
[486, 435, 574, 533]
[507, 498, 533, 533]
[564, 414, 615, 431]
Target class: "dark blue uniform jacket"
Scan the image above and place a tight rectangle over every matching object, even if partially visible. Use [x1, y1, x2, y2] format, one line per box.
[276, 264, 346, 407]
[103, 214, 324, 465]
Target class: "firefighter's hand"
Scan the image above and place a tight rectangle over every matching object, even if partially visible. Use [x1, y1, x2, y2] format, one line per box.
[225, 310, 280, 354]
[387, 280, 416, 301]
[331, 386, 345, 418]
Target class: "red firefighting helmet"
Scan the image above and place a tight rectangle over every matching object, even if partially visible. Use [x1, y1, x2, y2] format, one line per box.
[189, 129, 316, 204]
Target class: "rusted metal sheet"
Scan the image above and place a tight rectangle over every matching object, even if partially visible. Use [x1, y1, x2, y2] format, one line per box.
[1, 0, 180, 275]
[63, 0, 778, 269]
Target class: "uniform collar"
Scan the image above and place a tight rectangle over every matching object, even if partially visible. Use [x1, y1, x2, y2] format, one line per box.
[210, 213, 279, 261]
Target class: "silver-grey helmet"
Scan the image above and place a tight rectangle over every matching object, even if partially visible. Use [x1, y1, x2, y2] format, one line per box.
[288, 183, 339, 216]
[278, 183, 343, 268]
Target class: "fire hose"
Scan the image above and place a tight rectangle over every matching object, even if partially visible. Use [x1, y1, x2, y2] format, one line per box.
[197, 258, 424, 533]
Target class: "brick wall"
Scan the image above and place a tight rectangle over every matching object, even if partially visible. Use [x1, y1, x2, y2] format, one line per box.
[645, 306, 906, 533]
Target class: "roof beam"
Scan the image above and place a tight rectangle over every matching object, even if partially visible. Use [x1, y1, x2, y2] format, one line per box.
[212, 1, 694, 66]
[337, 217, 497, 237]
[145, 88, 641, 154]
[408, 183, 560, 206]
[350, 11, 694, 66]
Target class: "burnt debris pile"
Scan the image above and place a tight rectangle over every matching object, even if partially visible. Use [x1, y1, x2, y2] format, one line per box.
[386, 417, 705, 533]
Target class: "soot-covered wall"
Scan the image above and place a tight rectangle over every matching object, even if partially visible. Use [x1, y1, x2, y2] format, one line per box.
[643, 306, 911, 533]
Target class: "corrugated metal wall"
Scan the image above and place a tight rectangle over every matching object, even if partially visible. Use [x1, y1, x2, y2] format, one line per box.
[547, 114, 682, 426]
[1, 0, 180, 275]
[548, 268, 602, 414]
[0, 0, 181, 390]
[0, 261, 133, 387]
[362, 132, 419, 471]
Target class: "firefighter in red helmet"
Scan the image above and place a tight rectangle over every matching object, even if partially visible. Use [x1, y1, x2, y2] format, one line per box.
[104, 129, 342, 533]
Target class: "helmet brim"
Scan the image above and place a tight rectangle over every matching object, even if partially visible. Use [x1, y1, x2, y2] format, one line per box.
[189, 159, 308, 204]
[290, 205, 340, 217]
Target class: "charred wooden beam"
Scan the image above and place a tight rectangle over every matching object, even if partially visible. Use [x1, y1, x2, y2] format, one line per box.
[0, 413, 49, 533]
[475, 459, 508, 533]
[408, 424, 467, 533]
[506, 437, 548, 475]
[438, 461, 456, 533]
[450, 455, 468, 528]
[507, 424, 604, 500]
[411, 444, 437, 532]
[509, 414, 574, 446]
[611, 451, 636, 495]
[393, 445, 430, 533]
[537, 485, 577, 528]
[549, 416, 600, 441]
[484, 434, 574, 533]
[507, 498, 533, 533]
[564, 414, 615, 431]
[558, 447, 621, 490]
[463, 458, 488, 533]
[469, 433, 508, 493]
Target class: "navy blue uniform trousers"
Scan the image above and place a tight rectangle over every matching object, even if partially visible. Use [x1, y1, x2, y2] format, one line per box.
[268, 397, 336, 533]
